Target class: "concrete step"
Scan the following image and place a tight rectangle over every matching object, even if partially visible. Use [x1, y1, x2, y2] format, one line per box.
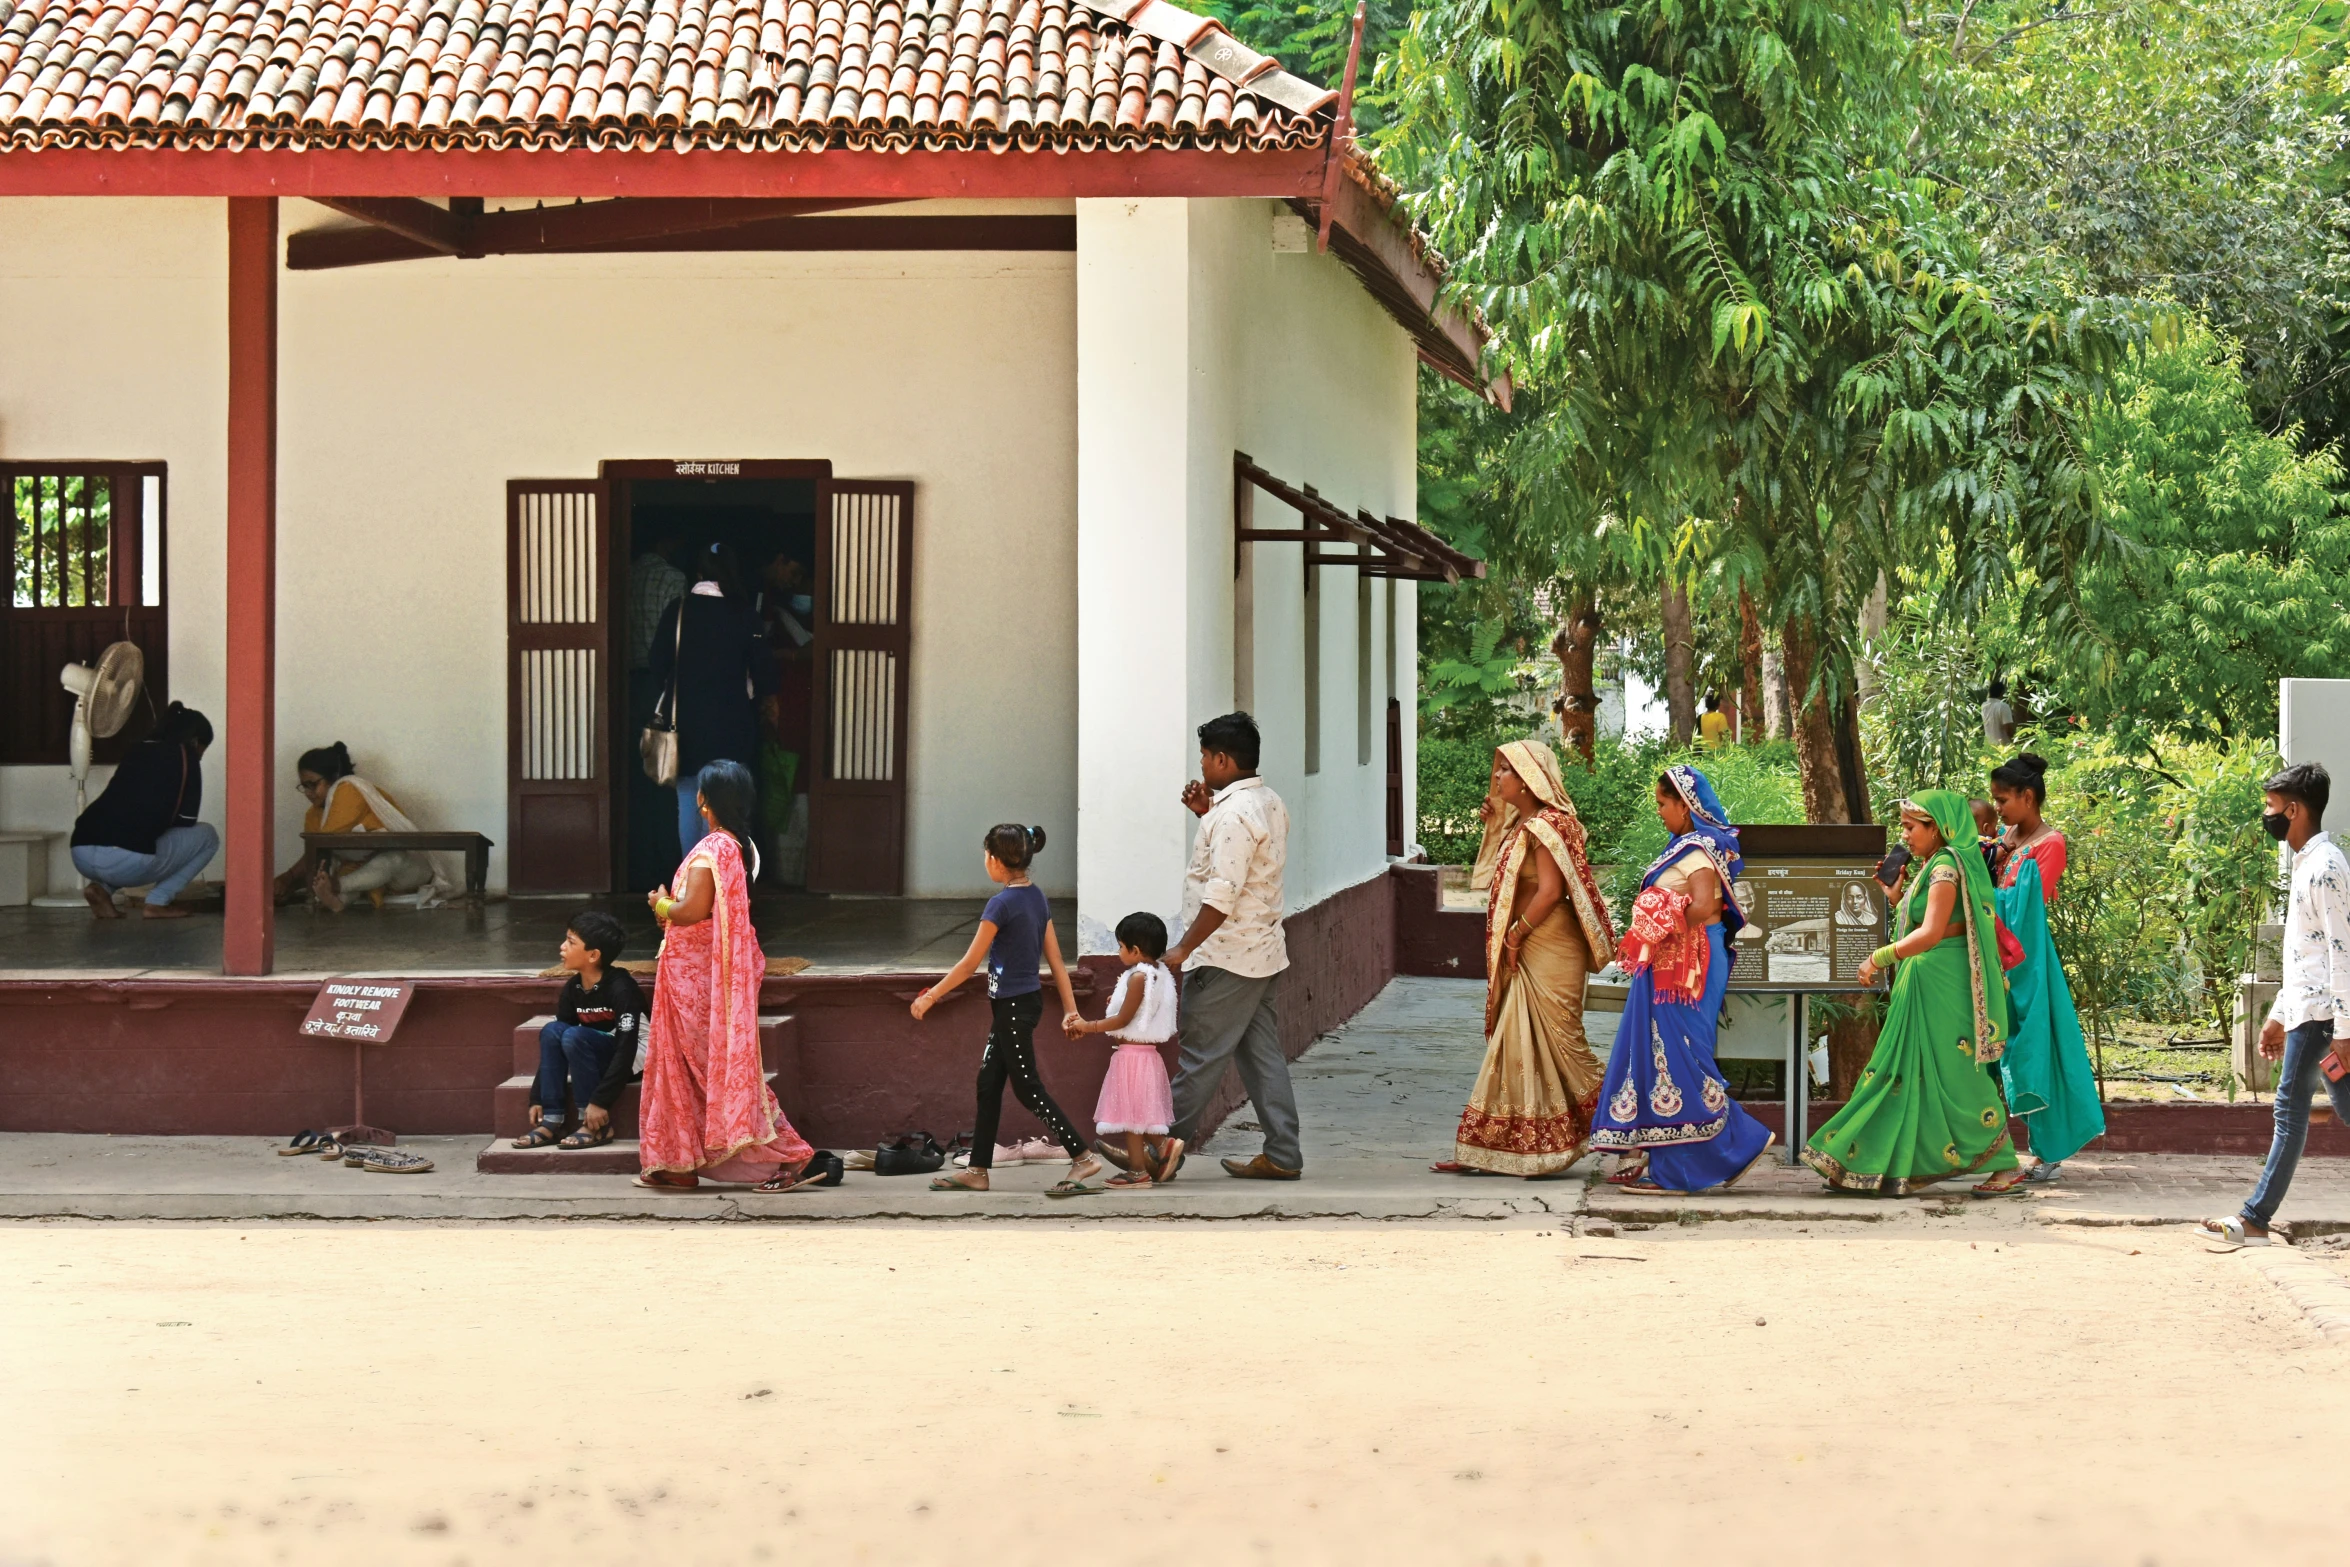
[492, 1070, 786, 1141]
[475, 1135, 639, 1175]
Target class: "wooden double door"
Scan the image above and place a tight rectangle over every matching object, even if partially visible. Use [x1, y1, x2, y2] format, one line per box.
[504, 467, 913, 896]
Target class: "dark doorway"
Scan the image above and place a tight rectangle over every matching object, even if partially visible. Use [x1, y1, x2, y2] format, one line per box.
[615, 474, 820, 892]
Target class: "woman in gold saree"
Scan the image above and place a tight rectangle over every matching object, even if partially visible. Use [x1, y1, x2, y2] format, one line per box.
[1436, 740, 1618, 1176]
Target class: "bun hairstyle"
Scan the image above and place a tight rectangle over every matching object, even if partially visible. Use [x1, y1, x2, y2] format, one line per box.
[154, 701, 213, 749]
[297, 741, 356, 782]
[984, 823, 1046, 870]
[1989, 751, 2050, 806]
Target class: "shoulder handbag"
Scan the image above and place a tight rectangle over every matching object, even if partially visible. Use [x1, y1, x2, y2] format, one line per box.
[639, 594, 684, 786]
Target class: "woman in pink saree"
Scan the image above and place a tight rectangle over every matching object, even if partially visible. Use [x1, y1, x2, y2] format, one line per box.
[635, 760, 818, 1193]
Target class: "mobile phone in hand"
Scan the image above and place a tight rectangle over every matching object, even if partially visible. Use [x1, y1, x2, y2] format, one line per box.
[2324, 1049, 2348, 1083]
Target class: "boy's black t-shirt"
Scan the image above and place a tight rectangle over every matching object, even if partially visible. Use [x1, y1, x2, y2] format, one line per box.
[554, 968, 649, 1110]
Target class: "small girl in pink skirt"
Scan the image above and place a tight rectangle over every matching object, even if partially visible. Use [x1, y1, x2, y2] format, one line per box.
[1065, 912, 1181, 1187]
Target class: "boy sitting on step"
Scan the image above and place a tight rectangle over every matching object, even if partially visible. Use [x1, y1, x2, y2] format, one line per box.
[513, 910, 646, 1151]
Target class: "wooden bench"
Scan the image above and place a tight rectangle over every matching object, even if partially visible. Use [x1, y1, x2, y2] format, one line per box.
[303, 830, 493, 903]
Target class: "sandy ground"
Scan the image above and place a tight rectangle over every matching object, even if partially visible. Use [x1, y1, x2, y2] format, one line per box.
[3, 1215, 2345, 1566]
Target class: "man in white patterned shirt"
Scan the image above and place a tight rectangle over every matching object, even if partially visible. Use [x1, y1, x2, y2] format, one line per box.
[1138, 712, 1303, 1180]
[2202, 762, 2350, 1249]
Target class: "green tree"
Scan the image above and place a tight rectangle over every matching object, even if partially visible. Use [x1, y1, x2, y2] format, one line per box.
[2061, 326, 2350, 744]
[1915, 0, 2350, 445]
[1381, 0, 2136, 824]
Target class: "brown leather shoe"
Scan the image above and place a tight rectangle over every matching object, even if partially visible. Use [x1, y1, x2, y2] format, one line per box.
[1220, 1154, 1301, 1181]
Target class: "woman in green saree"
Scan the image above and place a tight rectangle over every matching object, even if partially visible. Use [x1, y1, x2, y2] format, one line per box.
[1803, 791, 2018, 1195]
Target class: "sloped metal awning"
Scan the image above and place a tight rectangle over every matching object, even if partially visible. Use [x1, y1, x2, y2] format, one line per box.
[1234, 453, 1483, 584]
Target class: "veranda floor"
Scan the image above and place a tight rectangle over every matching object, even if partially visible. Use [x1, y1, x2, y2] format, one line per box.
[0, 892, 1075, 979]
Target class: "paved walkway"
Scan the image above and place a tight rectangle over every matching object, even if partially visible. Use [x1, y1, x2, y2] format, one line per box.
[4, 977, 2347, 1231]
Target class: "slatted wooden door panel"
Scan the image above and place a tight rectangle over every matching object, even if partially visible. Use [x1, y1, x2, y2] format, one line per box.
[507, 480, 611, 893]
[808, 480, 913, 895]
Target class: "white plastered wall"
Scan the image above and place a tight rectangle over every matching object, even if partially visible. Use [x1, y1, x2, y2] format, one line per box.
[0, 196, 1078, 897]
[1074, 196, 1417, 951]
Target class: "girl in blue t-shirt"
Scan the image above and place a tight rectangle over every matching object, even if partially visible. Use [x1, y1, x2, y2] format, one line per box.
[911, 823, 1100, 1195]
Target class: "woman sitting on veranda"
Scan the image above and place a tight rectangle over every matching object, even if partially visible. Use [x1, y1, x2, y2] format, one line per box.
[272, 743, 456, 911]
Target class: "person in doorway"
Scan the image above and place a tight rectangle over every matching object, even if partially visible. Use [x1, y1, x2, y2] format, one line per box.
[1589, 766, 1776, 1191]
[635, 760, 820, 1193]
[69, 701, 217, 920]
[2199, 764, 2350, 1250]
[914, 824, 1099, 1195]
[514, 909, 646, 1151]
[1976, 751, 2103, 1192]
[1698, 693, 1733, 749]
[1161, 712, 1304, 1180]
[271, 743, 453, 911]
[628, 528, 687, 673]
[1981, 678, 2016, 746]
[755, 549, 816, 882]
[647, 543, 775, 867]
[1063, 911, 1182, 1189]
[1805, 793, 2018, 1195]
[1434, 740, 1617, 1178]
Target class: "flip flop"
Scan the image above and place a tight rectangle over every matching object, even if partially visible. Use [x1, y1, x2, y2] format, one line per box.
[1614, 1176, 1670, 1194]
[277, 1130, 328, 1155]
[2197, 1216, 2268, 1252]
[1104, 1171, 1154, 1188]
[754, 1166, 822, 1193]
[1045, 1180, 1103, 1198]
[632, 1171, 699, 1192]
[1603, 1158, 1651, 1187]
[1971, 1172, 2029, 1197]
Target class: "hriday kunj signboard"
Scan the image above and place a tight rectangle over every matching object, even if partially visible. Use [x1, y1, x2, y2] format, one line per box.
[1723, 824, 1891, 995]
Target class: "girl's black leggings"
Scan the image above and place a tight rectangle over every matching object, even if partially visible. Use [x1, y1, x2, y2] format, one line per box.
[970, 992, 1086, 1168]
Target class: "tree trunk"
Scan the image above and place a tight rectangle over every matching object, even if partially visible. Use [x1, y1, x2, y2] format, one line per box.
[1853, 572, 1889, 711]
[1781, 614, 1850, 822]
[1737, 584, 1766, 743]
[1661, 577, 1697, 747]
[1833, 681, 1873, 824]
[1550, 591, 1603, 765]
[1826, 1006, 1879, 1101]
[1762, 639, 1788, 739]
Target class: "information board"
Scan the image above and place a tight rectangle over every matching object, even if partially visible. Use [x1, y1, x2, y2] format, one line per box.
[1726, 861, 1889, 993]
[299, 980, 416, 1042]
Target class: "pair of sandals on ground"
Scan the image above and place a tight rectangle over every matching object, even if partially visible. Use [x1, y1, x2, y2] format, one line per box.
[929, 1134, 1189, 1196]
[273, 1128, 434, 1173]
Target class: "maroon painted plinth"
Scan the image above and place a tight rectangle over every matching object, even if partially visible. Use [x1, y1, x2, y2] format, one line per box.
[1393, 863, 1483, 978]
[0, 872, 1404, 1149]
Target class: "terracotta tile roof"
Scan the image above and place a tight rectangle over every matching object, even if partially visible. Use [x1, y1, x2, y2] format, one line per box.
[0, 0, 1337, 153]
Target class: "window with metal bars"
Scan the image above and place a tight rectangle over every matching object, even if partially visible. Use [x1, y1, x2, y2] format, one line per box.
[1, 464, 169, 764]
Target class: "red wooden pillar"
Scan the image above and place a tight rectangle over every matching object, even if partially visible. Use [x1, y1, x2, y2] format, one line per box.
[224, 198, 278, 976]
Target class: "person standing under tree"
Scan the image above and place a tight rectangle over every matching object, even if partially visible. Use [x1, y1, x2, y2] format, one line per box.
[1698, 693, 1732, 749]
[2199, 763, 2350, 1249]
[1102, 712, 1302, 1181]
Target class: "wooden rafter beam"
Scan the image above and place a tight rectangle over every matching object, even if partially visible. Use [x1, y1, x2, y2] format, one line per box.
[1306, 159, 1506, 408]
[287, 195, 912, 270]
[286, 209, 1073, 270]
[1232, 453, 1483, 584]
[309, 196, 465, 253]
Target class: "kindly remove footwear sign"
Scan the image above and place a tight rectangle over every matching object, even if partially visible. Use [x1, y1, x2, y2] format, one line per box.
[300, 980, 416, 1042]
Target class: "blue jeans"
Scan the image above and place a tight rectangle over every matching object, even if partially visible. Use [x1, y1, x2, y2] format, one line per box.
[2241, 1020, 2350, 1229]
[72, 823, 220, 907]
[675, 780, 704, 862]
[534, 1021, 619, 1127]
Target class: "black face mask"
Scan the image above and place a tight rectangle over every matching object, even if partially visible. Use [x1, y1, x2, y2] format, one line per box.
[2263, 811, 2294, 842]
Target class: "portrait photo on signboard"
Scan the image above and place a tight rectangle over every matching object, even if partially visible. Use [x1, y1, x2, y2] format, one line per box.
[1732, 880, 1764, 940]
[1835, 881, 1876, 927]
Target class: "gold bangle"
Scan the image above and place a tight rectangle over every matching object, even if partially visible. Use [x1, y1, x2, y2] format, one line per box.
[654, 895, 675, 920]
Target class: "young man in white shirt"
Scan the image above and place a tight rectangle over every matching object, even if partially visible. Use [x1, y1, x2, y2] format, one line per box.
[1137, 712, 1303, 1180]
[2201, 762, 2350, 1249]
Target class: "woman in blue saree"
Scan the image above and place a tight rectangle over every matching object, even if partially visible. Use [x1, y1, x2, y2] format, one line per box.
[1590, 765, 1776, 1191]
